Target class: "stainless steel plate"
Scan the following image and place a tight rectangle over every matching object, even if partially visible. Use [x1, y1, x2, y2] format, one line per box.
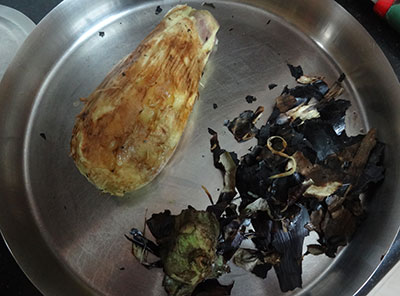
[1, 0, 399, 295]
[0, 5, 35, 79]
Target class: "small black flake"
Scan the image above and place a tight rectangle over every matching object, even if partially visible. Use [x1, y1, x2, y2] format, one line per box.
[213, 103, 218, 109]
[268, 83, 278, 90]
[287, 64, 304, 80]
[202, 155, 205, 158]
[202, 2, 216, 9]
[267, 19, 271, 25]
[229, 28, 234, 31]
[99, 31, 105, 37]
[40, 133, 46, 140]
[208, 128, 217, 135]
[122, 72, 126, 76]
[338, 73, 346, 82]
[120, 267, 125, 270]
[245, 95, 257, 103]
[155, 6, 162, 15]
[64, 206, 67, 210]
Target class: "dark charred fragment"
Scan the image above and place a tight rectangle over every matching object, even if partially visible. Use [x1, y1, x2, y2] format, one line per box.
[287, 182, 311, 207]
[256, 124, 271, 146]
[269, 124, 311, 156]
[287, 80, 329, 101]
[207, 201, 229, 218]
[232, 248, 278, 279]
[287, 64, 303, 80]
[251, 211, 273, 251]
[155, 6, 163, 15]
[227, 106, 264, 142]
[236, 152, 287, 202]
[245, 95, 257, 103]
[305, 244, 326, 256]
[272, 206, 310, 292]
[323, 74, 345, 101]
[126, 229, 160, 256]
[270, 174, 303, 203]
[320, 207, 357, 256]
[218, 219, 246, 261]
[208, 127, 224, 170]
[40, 133, 47, 140]
[275, 94, 297, 113]
[253, 263, 273, 278]
[268, 83, 278, 90]
[317, 99, 351, 135]
[201, 2, 216, 9]
[346, 129, 377, 182]
[338, 73, 346, 82]
[281, 85, 290, 95]
[206, 130, 238, 217]
[192, 279, 233, 296]
[258, 122, 317, 162]
[300, 120, 362, 162]
[352, 141, 385, 194]
[344, 196, 365, 218]
[213, 103, 218, 109]
[99, 31, 105, 37]
[146, 210, 175, 242]
[266, 106, 282, 125]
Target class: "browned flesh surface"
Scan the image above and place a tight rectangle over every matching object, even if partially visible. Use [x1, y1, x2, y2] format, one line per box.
[70, 5, 219, 196]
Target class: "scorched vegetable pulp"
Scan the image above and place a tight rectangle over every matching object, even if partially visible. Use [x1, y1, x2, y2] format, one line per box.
[70, 5, 219, 196]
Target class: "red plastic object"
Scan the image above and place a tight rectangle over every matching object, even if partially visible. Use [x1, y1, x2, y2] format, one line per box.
[374, 0, 396, 17]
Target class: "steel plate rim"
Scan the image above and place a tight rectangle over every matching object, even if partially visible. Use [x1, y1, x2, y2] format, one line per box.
[1, 0, 400, 295]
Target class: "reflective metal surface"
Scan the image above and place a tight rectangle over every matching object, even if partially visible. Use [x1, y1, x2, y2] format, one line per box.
[0, 5, 35, 79]
[0, 0, 399, 295]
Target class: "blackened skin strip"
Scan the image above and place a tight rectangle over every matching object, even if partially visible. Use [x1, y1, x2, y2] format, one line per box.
[146, 210, 175, 242]
[125, 230, 160, 256]
[322, 73, 345, 102]
[207, 130, 238, 217]
[347, 129, 377, 182]
[227, 106, 264, 142]
[287, 64, 304, 80]
[272, 206, 309, 292]
[208, 127, 226, 172]
[192, 279, 233, 295]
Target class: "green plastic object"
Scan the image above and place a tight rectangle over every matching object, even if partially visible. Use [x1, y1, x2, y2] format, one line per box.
[386, 4, 400, 33]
